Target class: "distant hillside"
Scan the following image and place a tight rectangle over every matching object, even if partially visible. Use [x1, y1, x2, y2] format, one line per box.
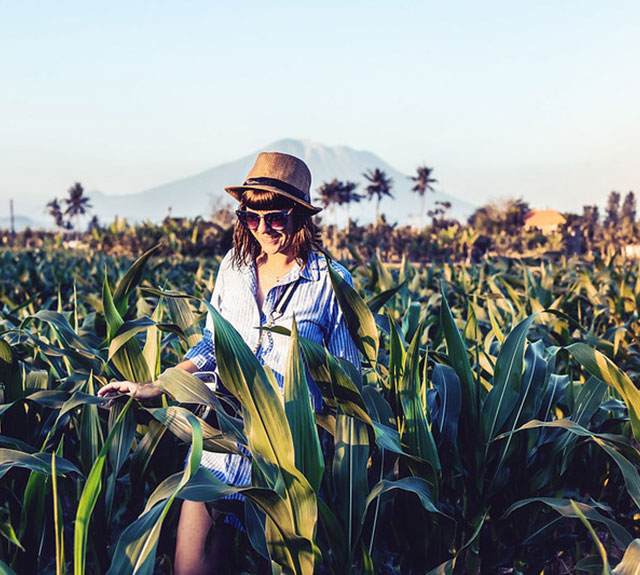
[90, 139, 476, 226]
[0, 215, 48, 232]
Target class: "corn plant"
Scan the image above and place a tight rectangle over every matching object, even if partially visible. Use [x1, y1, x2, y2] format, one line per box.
[0, 247, 639, 573]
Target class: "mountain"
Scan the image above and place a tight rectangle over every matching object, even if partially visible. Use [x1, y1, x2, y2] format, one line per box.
[90, 139, 476, 226]
[0, 215, 48, 232]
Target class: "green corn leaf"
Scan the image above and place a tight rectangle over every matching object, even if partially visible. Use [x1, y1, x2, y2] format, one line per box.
[129, 420, 167, 498]
[103, 278, 151, 383]
[575, 555, 605, 573]
[166, 297, 201, 350]
[142, 299, 164, 379]
[488, 340, 547, 493]
[440, 284, 478, 435]
[0, 559, 16, 574]
[78, 375, 103, 477]
[326, 257, 378, 368]
[430, 364, 461, 452]
[106, 408, 201, 575]
[0, 449, 81, 480]
[426, 510, 487, 575]
[107, 318, 184, 362]
[112, 245, 161, 317]
[387, 314, 407, 385]
[366, 281, 406, 314]
[105, 399, 137, 523]
[51, 444, 65, 575]
[15, 470, 49, 573]
[503, 497, 632, 548]
[333, 412, 369, 554]
[147, 405, 244, 454]
[208, 305, 318, 573]
[503, 497, 632, 551]
[154, 369, 246, 443]
[23, 310, 99, 356]
[11, 330, 103, 374]
[570, 500, 612, 575]
[361, 385, 395, 428]
[0, 519, 24, 551]
[566, 342, 640, 443]
[499, 418, 640, 508]
[482, 313, 538, 444]
[135, 466, 315, 575]
[284, 317, 324, 493]
[154, 367, 217, 404]
[398, 323, 440, 475]
[572, 376, 608, 428]
[292, 332, 371, 425]
[317, 499, 349, 573]
[0, 340, 22, 403]
[402, 302, 423, 345]
[74, 397, 135, 575]
[360, 476, 447, 532]
[242, 498, 270, 565]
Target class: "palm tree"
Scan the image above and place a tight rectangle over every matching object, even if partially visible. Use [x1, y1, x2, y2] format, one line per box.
[409, 165, 438, 228]
[316, 179, 342, 227]
[46, 198, 66, 231]
[63, 182, 92, 231]
[335, 181, 361, 233]
[363, 168, 394, 222]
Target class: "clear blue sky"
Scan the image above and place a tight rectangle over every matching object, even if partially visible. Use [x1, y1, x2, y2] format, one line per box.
[2, 0, 639, 217]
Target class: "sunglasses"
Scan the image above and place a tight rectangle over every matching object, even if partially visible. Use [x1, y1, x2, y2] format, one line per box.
[235, 209, 293, 231]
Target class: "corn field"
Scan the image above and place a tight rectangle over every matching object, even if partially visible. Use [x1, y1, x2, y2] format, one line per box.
[1, 246, 639, 574]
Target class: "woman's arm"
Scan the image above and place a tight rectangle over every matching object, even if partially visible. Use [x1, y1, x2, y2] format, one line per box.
[99, 252, 230, 403]
[97, 358, 201, 402]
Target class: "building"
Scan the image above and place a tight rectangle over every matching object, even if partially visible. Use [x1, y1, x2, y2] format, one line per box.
[523, 210, 566, 233]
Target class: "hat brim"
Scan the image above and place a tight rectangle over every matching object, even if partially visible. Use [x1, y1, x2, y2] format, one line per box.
[225, 185, 322, 214]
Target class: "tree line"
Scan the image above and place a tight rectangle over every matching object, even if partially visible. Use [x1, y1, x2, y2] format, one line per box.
[6, 170, 636, 263]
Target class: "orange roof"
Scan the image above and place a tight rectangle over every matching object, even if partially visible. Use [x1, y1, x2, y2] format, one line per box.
[524, 210, 566, 227]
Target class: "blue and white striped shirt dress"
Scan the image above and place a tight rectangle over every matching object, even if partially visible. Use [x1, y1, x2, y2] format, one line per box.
[184, 249, 361, 489]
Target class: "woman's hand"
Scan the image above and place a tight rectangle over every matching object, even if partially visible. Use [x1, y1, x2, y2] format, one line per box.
[97, 381, 162, 403]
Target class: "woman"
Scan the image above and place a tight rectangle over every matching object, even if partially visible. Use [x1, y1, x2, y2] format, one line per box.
[98, 152, 360, 574]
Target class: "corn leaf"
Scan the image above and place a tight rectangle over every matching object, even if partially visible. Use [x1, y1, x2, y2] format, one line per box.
[440, 284, 478, 435]
[482, 313, 538, 444]
[504, 497, 632, 551]
[284, 317, 324, 493]
[103, 278, 151, 383]
[566, 342, 640, 443]
[208, 305, 318, 574]
[398, 323, 440, 475]
[613, 539, 640, 575]
[333, 412, 369, 554]
[327, 257, 378, 367]
[112, 245, 161, 316]
[74, 397, 134, 575]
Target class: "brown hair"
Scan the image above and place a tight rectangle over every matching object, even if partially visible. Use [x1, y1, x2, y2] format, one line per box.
[232, 189, 323, 267]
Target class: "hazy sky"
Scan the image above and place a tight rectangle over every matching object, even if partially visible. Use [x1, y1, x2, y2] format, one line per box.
[2, 0, 640, 218]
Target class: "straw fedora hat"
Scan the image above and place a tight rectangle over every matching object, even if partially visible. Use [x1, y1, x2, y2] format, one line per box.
[225, 152, 322, 214]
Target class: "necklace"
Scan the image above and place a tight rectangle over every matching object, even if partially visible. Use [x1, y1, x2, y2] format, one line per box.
[258, 257, 296, 283]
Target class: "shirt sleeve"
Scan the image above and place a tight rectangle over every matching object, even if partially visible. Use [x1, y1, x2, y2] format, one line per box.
[325, 263, 362, 373]
[183, 253, 228, 371]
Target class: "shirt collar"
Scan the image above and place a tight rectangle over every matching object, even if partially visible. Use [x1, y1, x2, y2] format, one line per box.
[299, 250, 321, 282]
[276, 251, 322, 284]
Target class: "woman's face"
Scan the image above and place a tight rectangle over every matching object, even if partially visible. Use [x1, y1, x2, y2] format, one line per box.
[244, 207, 296, 257]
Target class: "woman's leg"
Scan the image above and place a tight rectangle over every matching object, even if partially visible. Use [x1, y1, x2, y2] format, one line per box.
[174, 500, 234, 575]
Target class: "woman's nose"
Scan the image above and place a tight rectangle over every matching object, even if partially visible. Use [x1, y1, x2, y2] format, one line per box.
[257, 217, 268, 233]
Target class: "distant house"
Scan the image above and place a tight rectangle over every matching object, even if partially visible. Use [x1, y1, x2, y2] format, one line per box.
[625, 244, 640, 259]
[523, 210, 566, 233]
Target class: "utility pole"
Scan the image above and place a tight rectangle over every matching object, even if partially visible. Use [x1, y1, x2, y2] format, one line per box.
[10, 198, 15, 235]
